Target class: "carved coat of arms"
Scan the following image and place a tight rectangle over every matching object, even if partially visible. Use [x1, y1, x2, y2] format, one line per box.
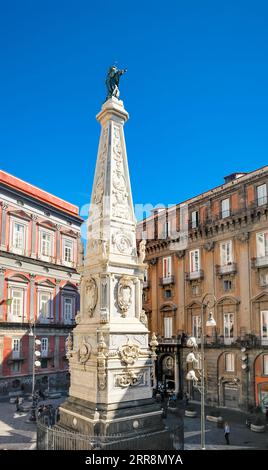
[118, 276, 132, 317]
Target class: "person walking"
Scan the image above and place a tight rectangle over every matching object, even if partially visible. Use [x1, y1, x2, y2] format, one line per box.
[224, 421, 230, 445]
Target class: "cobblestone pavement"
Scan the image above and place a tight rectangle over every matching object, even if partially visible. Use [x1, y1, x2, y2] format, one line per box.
[1, 396, 268, 450]
[0, 397, 65, 450]
[164, 402, 268, 450]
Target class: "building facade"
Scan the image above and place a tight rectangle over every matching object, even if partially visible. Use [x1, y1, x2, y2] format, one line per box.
[0, 170, 83, 396]
[137, 165, 268, 411]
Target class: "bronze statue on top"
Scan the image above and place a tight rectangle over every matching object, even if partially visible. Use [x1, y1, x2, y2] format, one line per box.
[105, 66, 127, 100]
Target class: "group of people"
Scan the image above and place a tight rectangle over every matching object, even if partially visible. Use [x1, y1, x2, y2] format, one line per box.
[37, 404, 60, 427]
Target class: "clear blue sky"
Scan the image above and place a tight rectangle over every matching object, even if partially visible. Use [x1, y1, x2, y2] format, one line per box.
[1, 0, 268, 215]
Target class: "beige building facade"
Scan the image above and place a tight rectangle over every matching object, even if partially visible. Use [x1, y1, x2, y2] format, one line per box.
[137, 165, 268, 411]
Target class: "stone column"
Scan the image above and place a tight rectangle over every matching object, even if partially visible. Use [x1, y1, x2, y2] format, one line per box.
[55, 280, 61, 323]
[0, 203, 8, 250]
[31, 214, 38, 258]
[0, 267, 5, 321]
[29, 274, 35, 323]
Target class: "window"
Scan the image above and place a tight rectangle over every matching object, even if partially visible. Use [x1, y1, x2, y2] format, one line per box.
[190, 249, 200, 273]
[263, 355, 268, 375]
[192, 315, 201, 340]
[163, 257, 172, 278]
[191, 211, 199, 229]
[13, 222, 25, 251]
[64, 297, 73, 323]
[223, 280, 232, 292]
[41, 337, 48, 357]
[41, 358, 48, 369]
[261, 311, 268, 344]
[40, 231, 52, 257]
[63, 238, 73, 263]
[257, 184, 267, 206]
[164, 317, 173, 338]
[12, 339, 20, 359]
[221, 198, 230, 218]
[11, 289, 23, 318]
[164, 220, 170, 238]
[192, 284, 199, 296]
[220, 240, 233, 266]
[39, 292, 51, 321]
[164, 289, 172, 299]
[256, 232, 268, 258]
[225, 353, 235, 372]
[260, 273, 268, 287]
[224, 313, 234, 343]
[12, 362, 21, 373]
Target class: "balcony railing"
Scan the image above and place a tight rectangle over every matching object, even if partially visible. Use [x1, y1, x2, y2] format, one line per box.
[185, 270, 204, 281]
[252, 257, 268, 268]
[216, 263, 237, 276]
[159, 275, 175, 286]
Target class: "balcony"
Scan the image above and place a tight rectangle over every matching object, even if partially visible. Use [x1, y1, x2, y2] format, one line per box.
[186, 270, 204, 281]
[252, 257, 268, 268]
[216, 263, 237, 276]
[159, 275, 175, 286]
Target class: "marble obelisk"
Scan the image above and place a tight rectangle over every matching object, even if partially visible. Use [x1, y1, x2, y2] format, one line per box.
[59, 95, 170, 449]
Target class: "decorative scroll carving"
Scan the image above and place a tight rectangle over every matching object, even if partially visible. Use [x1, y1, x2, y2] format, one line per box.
[140, 309, 148, 326]
[111, 125, 130, 219]
[118, 276, 133, 317]
[75, 311, 81, 324]
[97, 333, 107, 390]
[85, 277, 98, 317]
[112, 231, 132, 254]
[116, 370, 144, 388]
[65, 333, 73, 358]
[118, 341, 140, 366]
[78, 337, 92, 364]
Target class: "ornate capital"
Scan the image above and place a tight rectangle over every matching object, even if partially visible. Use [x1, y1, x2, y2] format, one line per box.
[31, 214, 38, 221]
[236, 232, 249, 243]
[1, 202, 8, 211]
[204, 241, 215, 252]
[149, 258, 157, 266]
[176, 250, 185, 259]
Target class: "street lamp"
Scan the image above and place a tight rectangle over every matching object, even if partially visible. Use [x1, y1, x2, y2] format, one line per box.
[186, 293, 216, 450]
[28, 323, 41, 421]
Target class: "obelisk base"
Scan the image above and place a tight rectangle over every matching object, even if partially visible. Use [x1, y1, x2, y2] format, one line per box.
[57, 396, 173, 449]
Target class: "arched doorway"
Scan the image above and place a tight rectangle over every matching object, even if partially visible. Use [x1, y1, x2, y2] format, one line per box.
[160, 354, 175, 391]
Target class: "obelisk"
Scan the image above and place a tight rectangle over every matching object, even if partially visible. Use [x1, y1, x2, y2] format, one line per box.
[58, 68, 170, 449]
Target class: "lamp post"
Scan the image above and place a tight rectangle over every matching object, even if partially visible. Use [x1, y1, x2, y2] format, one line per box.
[150, 332, 159, 390]
[186, 293, 216, 450]
[28, 323, 41, 421]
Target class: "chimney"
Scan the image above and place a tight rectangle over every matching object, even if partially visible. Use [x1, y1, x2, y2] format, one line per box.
[224, 172, 247, 184]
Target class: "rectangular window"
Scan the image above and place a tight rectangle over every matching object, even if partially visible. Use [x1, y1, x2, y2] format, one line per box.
[12, 338, 20, 359]
[224, 313, 234, 342]
[191, 211, 199, 229]
[261, 311, 268, 343]
[263, 355, 268, 375]
[164, 289, 172, 299]
[41, 337, 48, 356]
[12, 361, 21, 373]
[11, 290, 23, 318]
[192, 315, 201, 340]
[41, 358, 48, 369]
[13, 222, 25, 250]
[192, 284, 199, 296]
[164, 317, 173, 338]
[190, 249, 200, 272]
[223, 280, 232, 292]
[163, 256, 172, 278]
[164, 220, 170, 238]
[220, 240, 233, 265]
[256, 232, 268, 258]
[41, 231, 52, 257]
[221, 198, 230, 218]
[39, 293, 51, 320]
[257, 184, 267, 206]
[225, 353, 235, 372]
[64, 239, 73, 263]
[64, 297, 73, 323]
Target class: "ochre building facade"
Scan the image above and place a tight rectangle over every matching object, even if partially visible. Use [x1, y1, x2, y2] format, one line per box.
[137, 166, 268, 411]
